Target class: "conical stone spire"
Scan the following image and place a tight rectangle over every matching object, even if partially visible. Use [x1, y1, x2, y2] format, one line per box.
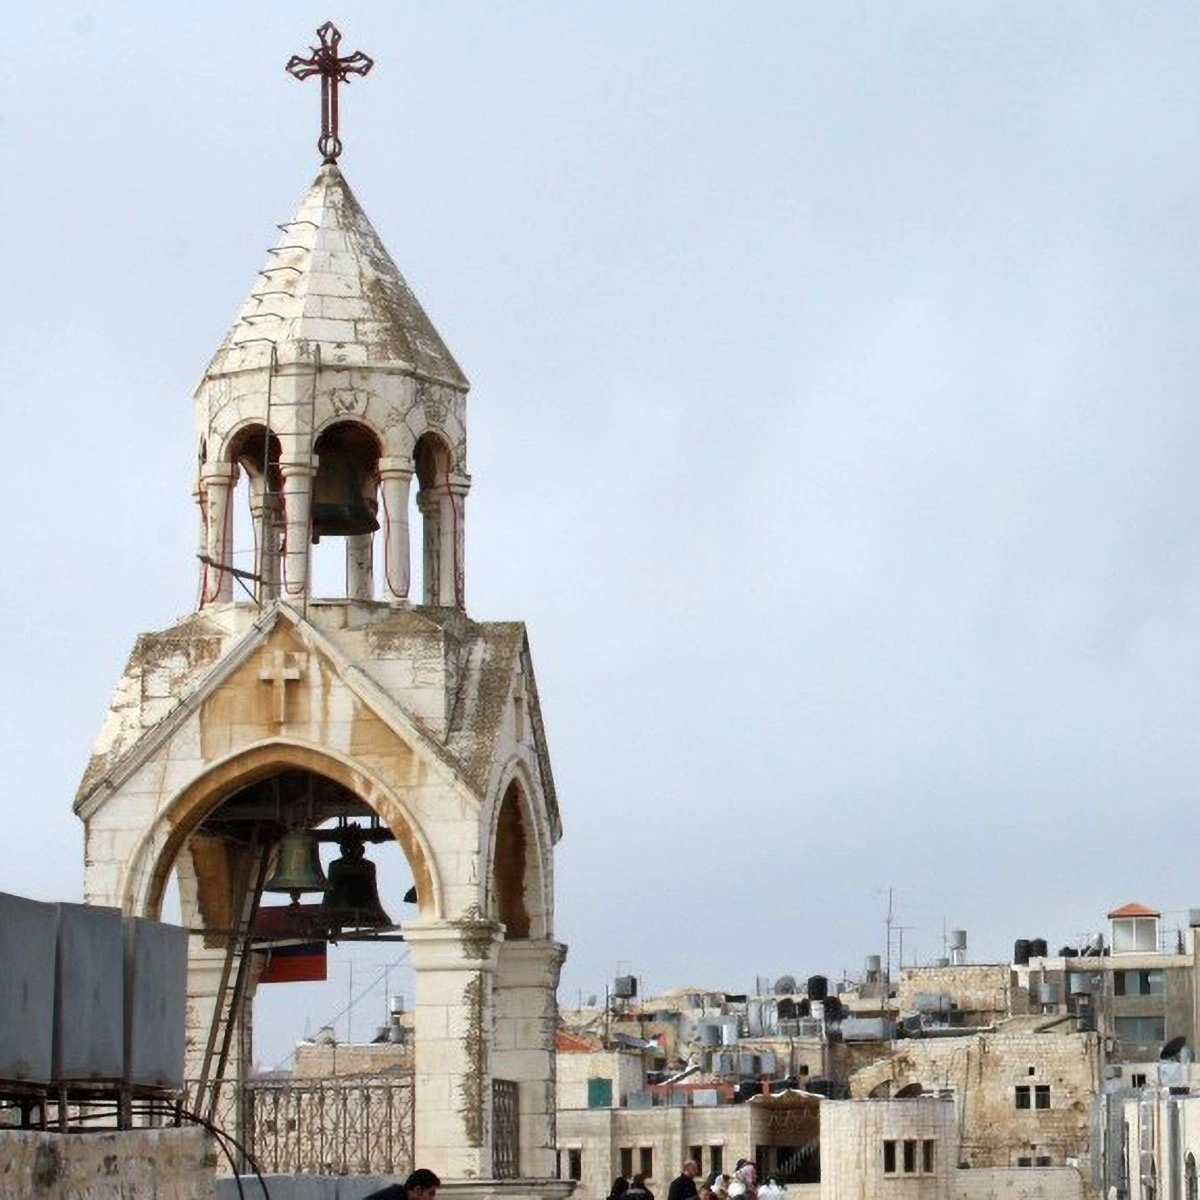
[206, 165, 466, 386]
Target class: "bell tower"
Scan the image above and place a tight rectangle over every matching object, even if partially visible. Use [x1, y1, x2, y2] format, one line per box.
[195, 161, 470, 610]
[75, 24, 567, 1194]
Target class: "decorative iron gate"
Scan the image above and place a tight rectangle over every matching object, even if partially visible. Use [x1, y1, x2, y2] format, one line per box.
[492, 1078, 520, 1179]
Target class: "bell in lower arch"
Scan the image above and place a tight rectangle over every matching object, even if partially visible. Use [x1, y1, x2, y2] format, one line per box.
[264, 829, 330, 896]
[322, 826, 393, 931]
[311, 448, 379, 542]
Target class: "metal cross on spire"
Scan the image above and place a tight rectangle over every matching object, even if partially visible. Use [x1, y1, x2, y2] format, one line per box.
[286, 22, 374, 165]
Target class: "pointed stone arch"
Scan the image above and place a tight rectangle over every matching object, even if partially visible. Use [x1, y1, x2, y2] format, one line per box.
[484, 761, 552, 942]
[123, 739, 442, 923]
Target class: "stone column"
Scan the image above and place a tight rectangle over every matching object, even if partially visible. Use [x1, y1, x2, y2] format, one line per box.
[405, 916, 504, 1179]
[378, 457, 413, 604]
[346, 533, 374, 599]
[280, 459, 314, 600]
[200, 463, 236, 605]
[419, 489, 443, 606]
[440, 475, 470, 610]
[492, 939, 568, 1179]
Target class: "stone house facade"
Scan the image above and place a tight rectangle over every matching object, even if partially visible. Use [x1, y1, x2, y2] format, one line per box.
[849, 1026, 1101, 1169]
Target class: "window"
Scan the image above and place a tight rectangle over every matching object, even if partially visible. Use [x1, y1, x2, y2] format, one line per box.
[621, 1149, 633, 1179]
[922, 1140, 935, 1173]
[1114, 1016, 1166, 1044]
[1112, 915, 1159, 954]
[883, 1140, 897, 1175]
[903, 1141, 917, 1174]
[568, 1150, 582, 1181]
[1035, 1085, 1050, 1110]
[1185, 1152, 1197, 1200]
[1036, 1156, 1052, 1167]
[710, 1147, 723, 1174]
[557, 1150, 562, 1179]
[1015, 1086, 1031, 1109]
[1017, 1157, 1033, 1168]
[1027, 1066, 1036, 1076]
[640, 1148, 654, 1179]
[588, 1077, 614, 1108]
[1132, 1073, 1148, 1089]
[1115, 970, 1166, 996]
[690, 1147, 703, 1172]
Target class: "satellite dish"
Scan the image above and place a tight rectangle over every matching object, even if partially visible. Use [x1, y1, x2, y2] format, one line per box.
[1161, 1036, 1187, 1061]
[894, 1082, 923, 1098]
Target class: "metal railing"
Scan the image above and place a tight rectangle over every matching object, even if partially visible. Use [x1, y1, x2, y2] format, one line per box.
[185, 1075, 413, 1176]
[493, 1078, 520, 1179]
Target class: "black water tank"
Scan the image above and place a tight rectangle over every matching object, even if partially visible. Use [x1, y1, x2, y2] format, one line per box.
[1014, 939, 1031, 965]
[823, 996, 843, 1021]
[1029, 938, 1048, 958]
[1061, 946, 1078, 958]
[808, 974, 829, 1001]
[798, 998, 811, 1018]
[778, 998, 797, 1020]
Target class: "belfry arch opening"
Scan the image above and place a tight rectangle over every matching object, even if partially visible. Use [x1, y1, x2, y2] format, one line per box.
[491, 779, 547, 940]
[311, 421, 381, 599]
[227, 425, 283, 603]
[413, 431, 461, 607]
[150, 758, 428, 1076]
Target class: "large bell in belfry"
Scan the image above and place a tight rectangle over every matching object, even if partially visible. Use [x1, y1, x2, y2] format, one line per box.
[264, 829, 329, 896]
[322, 825, 393, 931]
[311, 445, 379, 542]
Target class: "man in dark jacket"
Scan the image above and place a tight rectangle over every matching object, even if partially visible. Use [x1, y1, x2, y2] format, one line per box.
[365, 1167, 442, 1200]
[668, 1160, 700, 1200]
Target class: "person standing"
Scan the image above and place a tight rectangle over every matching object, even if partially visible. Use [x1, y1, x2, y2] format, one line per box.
[668, 1160, 701, 1200]
[365, 1167, 442, 1200]
[628, 1173, 655, 1200]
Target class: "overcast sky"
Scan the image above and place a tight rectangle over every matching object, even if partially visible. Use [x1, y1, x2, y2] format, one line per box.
[6, 3, 1200, 1067]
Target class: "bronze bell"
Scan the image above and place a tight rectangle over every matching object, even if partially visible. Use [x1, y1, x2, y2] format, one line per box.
[311, 447, 379, 542]
[264, 829, 330, 896]
[322, 827, 393, 931]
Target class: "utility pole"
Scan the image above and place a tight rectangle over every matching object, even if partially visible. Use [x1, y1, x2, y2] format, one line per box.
[884, 886, 895, 1015]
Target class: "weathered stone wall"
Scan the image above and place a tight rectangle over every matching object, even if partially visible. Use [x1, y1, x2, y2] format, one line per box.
[848, 1032, 1100, 1168]
[557, 1106, 758, 1200]
[819, 1097, 955, 1200]
[951, 1166, 1084, 1200]
[0, 1127, 213, 1199]
[557, 1049, 645, 1109]
[292, 1039, 413, 1077]
[897, 966, 1015, 1018]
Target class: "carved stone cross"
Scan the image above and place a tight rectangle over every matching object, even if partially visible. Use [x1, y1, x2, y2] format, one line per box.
[259, 651, 302, 725]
